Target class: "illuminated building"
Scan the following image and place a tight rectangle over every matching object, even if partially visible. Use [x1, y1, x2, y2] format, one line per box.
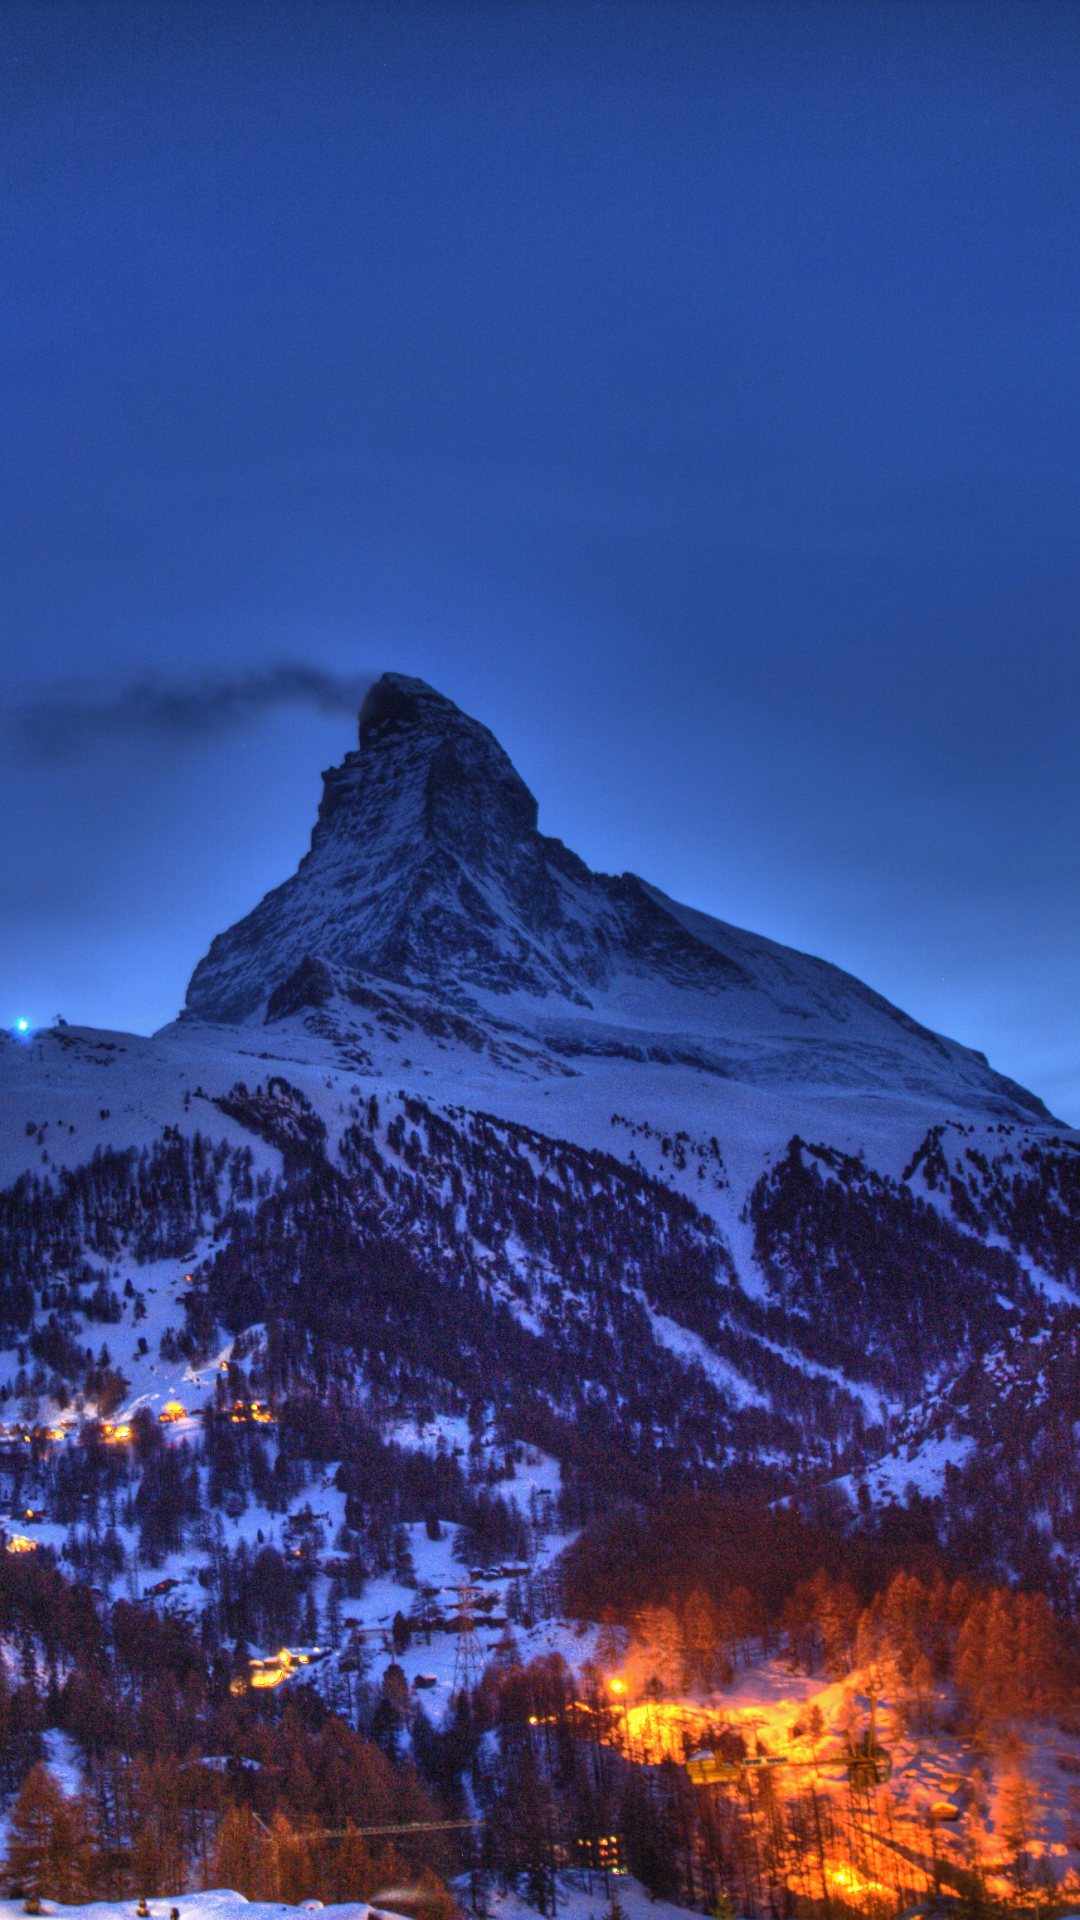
[230, 1645, 327, 1695]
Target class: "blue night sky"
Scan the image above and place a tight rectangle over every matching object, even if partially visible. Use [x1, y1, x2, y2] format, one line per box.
[2, 2, 1078, 1120]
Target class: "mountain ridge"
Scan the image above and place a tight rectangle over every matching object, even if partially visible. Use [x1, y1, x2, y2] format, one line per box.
[182, 673, 1051, 1125]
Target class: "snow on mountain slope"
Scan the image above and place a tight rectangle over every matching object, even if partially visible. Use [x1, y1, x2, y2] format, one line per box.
[181, 674, 1051, 1125]
[3, 672, 1054, 1217]
[0, 673, 1075, 1536]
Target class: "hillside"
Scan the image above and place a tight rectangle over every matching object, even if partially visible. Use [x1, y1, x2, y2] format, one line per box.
[1, 678, 1080, 1913]
[0, 676, 1075, 1546]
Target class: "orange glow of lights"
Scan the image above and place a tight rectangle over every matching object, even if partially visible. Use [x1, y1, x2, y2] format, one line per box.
[619, 1701, 709, 1761]
[825, 1863, 890, 1899]
[237, 1646, 322, 1694]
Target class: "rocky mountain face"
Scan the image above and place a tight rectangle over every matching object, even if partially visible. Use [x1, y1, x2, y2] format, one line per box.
[184, 674, 1048, 1122]
[0, 674, 1076, 1586]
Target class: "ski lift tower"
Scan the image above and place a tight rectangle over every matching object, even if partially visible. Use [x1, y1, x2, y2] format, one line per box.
[453, 1582, 484, 1695]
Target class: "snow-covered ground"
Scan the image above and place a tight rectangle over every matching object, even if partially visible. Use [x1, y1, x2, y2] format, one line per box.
[0, 1898, 407, 1920]
[456, 1873, 718, 1920]
[0, 1878, 706, 1920]
[0, 1009, 1064, 1450]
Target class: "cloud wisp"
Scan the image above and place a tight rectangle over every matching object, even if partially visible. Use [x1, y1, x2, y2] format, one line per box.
[8, 665, 376, 759]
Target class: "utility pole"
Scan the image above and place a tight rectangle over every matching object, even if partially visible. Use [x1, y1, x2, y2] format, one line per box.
[453, 1581, 484, 1695]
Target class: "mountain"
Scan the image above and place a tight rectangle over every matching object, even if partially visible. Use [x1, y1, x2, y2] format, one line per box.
[183, 674, 1049, 1126]
[0, 673, 1077, 1586]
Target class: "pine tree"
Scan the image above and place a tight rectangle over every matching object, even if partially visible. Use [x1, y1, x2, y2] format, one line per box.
[5, 1764, 94, 1903]
[629, 1605, 683, 1699]
[333, 1825, 374, 1903]
[1000, 1770, 1037, 1892]
[208, 1803, 262, 1900]
[132, 1818, 165, 1902]
[270, 1811, 312, 1906]
[682, 1589, 720, 1690]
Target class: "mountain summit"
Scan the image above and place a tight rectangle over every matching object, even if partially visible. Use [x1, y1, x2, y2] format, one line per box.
[184, 671, 761, 1019]
[183, 672, 1048, 1122]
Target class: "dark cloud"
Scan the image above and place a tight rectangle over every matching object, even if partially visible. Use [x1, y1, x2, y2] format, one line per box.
[9, 667, 375, 760]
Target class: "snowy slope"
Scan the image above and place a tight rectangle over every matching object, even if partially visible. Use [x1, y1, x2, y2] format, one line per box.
[0, 673, 1075, 1530]
[180, 675, 1050, 1127]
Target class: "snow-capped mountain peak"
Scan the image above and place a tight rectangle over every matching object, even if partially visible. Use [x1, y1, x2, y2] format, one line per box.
[181, 673, 1049, 1125]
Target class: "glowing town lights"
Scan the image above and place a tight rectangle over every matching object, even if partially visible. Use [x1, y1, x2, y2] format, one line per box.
[229, 1398, 275, 1425]
[825, 1864, 890, 1900]
[249, 1666, 288, 1691]
[231, 1646, 327, 1695]
[620, 1700, 705, 1760]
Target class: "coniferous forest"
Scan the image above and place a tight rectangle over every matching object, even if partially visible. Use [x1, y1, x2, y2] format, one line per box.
[0, 1080, 1078, 1912]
